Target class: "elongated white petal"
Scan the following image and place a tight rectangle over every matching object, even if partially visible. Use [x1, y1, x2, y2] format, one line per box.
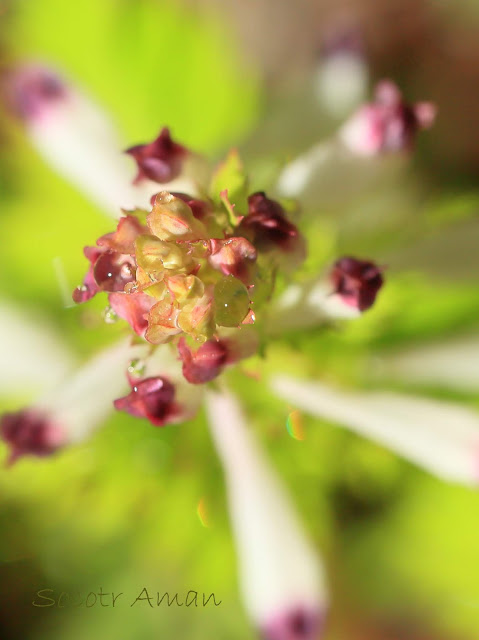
[271, 376, 479, 487]
[0, 301, 75, 395]
[277, 141, 335, 198]
[7, 64, 198, 216]
[269, 281, 360, 335]
[38, 339, 149, 442]
[379, 336, 479, 392]
[205, 389, 327, 639]
[314, 53, 368, 118]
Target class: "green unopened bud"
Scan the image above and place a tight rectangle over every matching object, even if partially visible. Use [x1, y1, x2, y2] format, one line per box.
[148, 191, 208, 241]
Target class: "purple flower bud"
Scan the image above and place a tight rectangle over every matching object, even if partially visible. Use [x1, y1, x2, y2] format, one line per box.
[3, 64, 67, 121]
[238, 192, 305, 262]
[340, 79, 436, 155]
[330, 256, 384, 312]
[125, 127, 189, 184]
[114, 376, 182, 427]
[262, 608, 325, 640]
[1, 410, 65, 464]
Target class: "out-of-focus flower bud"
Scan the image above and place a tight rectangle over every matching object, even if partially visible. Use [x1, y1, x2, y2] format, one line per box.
[125, 127, 189, 184]
[237, 192, 306, 265]
[0, 340, 149, 462]
[329, 256, 384, 312]
[206, 390, 328, 640]
[0, 410, 66, 465]
[339, 79, 437, 156]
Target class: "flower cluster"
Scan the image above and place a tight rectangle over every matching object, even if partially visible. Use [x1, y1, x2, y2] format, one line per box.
[1, 63, 447, 640]
[71, 136, 317, 421]
[71, 129, 385, 428]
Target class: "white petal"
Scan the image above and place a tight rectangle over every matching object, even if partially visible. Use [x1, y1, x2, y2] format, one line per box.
[27, 91, 156, 215]
[276, 141, 334, 198]
[271, 376, 479, 486]
[380, 336, 479, 392]
[205, 389, 327, 633]
[314, 53, 368, 118]
[0, 301, 75, 395]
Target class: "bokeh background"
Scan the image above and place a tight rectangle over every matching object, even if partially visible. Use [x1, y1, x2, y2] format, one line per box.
[1, 0, 479, 639]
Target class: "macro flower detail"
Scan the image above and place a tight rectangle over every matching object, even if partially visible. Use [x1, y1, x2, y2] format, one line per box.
[0, 410, 66, 464]
[340, 79, 437, 156]
[73, 160, 311, 399]
[329, 256, 384, 312]
[114, 376, 183, 426]
[126, 127, 189, 184]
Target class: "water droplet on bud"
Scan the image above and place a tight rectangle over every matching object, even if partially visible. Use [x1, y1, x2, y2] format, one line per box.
[128, 358, 146, 378]
[103, 306, 118, 324]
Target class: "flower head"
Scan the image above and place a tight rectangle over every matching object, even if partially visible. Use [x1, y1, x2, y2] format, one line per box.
[73, 159, 307, 398]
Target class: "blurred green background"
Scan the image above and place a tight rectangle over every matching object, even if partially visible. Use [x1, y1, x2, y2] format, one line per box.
[1, 1, 479, 639]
